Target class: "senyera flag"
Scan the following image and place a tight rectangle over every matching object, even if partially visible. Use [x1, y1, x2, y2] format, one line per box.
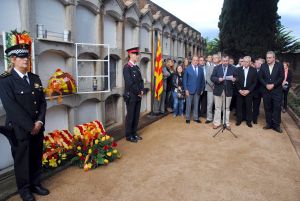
[154, 36, 163, 100]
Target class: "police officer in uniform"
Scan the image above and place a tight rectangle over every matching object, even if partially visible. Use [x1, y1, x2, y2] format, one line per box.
[0, 34, 48, 201]
[123, 47, 145, 143]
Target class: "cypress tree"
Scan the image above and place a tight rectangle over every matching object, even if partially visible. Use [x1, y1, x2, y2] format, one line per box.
[218, 0, 280, 59]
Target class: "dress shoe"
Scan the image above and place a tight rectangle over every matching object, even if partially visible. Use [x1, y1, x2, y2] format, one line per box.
[194, 119, 201, 123]
[31, 185, 49, 196]
[246, 122, 253, 128]
[226, 126, 231, 130]
[134, 135, 143, 140]
[273, 127, 283, 133]
[213, 125, 221, 129]
[253, 119, 257, 124]
[186, 120, 190, 124]
[126, 136, 138, 143]
[21, 189, 36, 201]
[205, 120, 212, 124]
[263, 125, 272, 130]
[235, 121, 241, 126]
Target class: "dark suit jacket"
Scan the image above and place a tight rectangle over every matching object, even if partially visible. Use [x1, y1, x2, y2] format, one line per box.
[258, 62, 284, 95]
[234, 66, 257, 94]
[210, 64, 235, 97]
[123, 62, 145, 102]
[0, 69, 47, 140]
[183, 64, 205, 95]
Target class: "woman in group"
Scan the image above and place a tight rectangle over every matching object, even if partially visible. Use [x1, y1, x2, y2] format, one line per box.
[171, 64, 185, 117]
[282, 61, 293, 113]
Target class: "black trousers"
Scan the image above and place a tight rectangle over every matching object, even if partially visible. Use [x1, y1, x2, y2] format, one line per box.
[236, 94, 253, 123]
[125, 100, 141, 138]
[282, 89, 289, 109]
[9, 130, 43, 193]
[199, 91, 207, 117]
[253, 94, 262, 122]
[262, 92, 282, 128]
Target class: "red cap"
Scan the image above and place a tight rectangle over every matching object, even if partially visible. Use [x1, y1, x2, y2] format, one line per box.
[126, 47, 139, 54]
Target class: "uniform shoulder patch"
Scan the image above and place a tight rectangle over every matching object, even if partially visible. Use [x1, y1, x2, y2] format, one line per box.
[0, 71, 12, 78]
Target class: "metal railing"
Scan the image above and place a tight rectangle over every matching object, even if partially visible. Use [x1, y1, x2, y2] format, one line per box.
[37, 24, 71, 42]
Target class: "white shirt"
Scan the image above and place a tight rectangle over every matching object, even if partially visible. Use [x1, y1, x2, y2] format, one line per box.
[243, 67, 249, 87]
[14, 68, 30, 84]
[193, 65, 198, 76]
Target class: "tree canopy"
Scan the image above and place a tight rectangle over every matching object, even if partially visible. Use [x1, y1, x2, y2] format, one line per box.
[218, 0, 281, 59]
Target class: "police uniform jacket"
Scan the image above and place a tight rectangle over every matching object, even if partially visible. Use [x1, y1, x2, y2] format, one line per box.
[0, 69, 47, 140]
[123, 62, 145, 102]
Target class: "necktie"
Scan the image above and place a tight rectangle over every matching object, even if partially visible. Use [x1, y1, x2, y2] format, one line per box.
[23, 75, 30, 85]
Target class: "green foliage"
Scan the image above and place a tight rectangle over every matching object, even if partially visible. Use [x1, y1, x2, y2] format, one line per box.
[205, 38, 220, 55]
[288, 92, 300, 117]
[274, 25, 300, 53]
[218, 0, 280, 59]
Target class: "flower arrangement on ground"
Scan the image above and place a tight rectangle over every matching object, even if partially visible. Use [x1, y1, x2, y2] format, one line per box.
[71, 120, 121, 171]
[42, 130, 73, 169]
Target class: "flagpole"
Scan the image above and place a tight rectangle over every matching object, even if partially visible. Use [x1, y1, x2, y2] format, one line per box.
[150, 29, 155, 115]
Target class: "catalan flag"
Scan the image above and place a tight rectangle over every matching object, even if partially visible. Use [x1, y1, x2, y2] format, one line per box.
[154, 36, 163, 100]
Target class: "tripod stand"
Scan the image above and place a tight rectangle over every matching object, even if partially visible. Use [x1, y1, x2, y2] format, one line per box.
[213, 74, 238, 138]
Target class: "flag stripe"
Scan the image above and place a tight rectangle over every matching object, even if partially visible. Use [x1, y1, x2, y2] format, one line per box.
[154, 36, 163, 100]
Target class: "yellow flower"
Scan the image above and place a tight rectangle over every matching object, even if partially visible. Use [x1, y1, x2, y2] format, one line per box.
[104, 159, 109, 164]
[49, 157, 57, 168]
[77, 146, 81, 151]
[42, 158, 48, 165]
[78, 152, 82, 157]
[58, 160, 61, 164]
[95, 139, 99, 145]
[68, 145, 73, 149]
[101, 137, 106, 141]
[61, 154, 67, 160]
[113, 149, 118, 154]
[105, 135, 110, 140]
[88, 163, 92, 169]
[74, 135, 78, 140]
[106, 152, 112, 157]
[88, 149, 92, 154]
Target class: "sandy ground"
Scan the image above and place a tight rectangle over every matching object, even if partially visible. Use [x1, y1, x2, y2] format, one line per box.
[8, 114, 300, 201]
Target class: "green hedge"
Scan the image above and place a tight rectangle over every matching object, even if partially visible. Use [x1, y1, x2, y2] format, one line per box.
[288, 92, 300, 117]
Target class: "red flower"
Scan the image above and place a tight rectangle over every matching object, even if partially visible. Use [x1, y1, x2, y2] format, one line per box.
[82, 146, 87, 151]
[103, 145, 109, 151]
[80, 156, 85, 161]
[94, 133, 99, 139]
[94, 149, 98, 154]
[112, 142, 117, 147]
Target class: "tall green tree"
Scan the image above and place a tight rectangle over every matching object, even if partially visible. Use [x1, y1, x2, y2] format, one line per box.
[205, 37, 220, 55]
[218, 0, 280, 59]
[274, 25, 300, 53]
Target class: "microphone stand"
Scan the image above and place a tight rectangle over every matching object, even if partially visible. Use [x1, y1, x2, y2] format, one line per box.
[213, 69, 238, 138]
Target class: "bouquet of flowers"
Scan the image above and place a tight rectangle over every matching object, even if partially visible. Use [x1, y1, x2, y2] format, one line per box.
[71, 120, 120, 171]
[45, 68, 77, 103]
[42, 130, 74, 169]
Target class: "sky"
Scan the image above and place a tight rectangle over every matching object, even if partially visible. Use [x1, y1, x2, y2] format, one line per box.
[151, 0, 300, 40]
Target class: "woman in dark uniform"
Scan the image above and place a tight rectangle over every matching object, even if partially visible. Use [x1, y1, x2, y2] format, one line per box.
[123, 47, 146, 143]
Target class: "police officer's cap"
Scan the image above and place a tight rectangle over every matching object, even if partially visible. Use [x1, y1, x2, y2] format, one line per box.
[126, 47, 140, 54]
[5, 30, 32, 58]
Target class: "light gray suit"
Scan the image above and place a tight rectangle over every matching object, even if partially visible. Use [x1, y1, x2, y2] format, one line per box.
[206, 64, 215, 121]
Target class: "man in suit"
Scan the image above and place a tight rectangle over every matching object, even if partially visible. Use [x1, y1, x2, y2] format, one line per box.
[258, 51, 284, 133]
[211, 55, 236, 130]
[234, 56, 257, 127]
[123, 47, 146, 143]
[252, 58, 264, 124]
[205, 54, 218, 124]
[198, 56, 207, 117]
[183, 56, 205, 124]
[0, 37, 48, 201]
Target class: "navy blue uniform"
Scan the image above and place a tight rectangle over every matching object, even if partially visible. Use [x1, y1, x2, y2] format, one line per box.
[123, 62, 144, 139]
[0, 69, 47, 194]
